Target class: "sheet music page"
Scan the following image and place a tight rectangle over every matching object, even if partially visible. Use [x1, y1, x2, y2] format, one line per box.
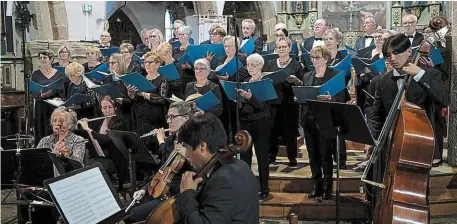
[48, 167, 120, 224]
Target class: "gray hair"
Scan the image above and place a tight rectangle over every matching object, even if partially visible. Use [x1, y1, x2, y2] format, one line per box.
[242, 19, 256, 30]
[402, 14, 418, 23]
[169, 101, 200, 117]
[365, 17, 377, 26]
[50, 107, 78, 131]
[275, 23, 287, 31]
[194, 58, 210, 71]
[174, 20, 185, 26]
[222, 35, 240, 47]
[178, 26, 192, 35]
[247, 53, 264, 66]
[324, 28, 343, 43]
[383, 29, 398, 36]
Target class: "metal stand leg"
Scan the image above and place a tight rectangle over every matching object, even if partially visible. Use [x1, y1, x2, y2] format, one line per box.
[336, 127, 341, 224]
[26, 204, 33, 224]
[128, 148, 136, 197]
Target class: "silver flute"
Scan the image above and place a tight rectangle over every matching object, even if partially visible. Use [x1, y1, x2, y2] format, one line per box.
[78, 115, 116, 123]
[140, 129, 169, 138]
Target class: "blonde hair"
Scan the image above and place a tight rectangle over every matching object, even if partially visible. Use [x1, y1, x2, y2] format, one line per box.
[85, 46, 101, 59]
[275, 37, 292, 47]
[169, 101, 201, 117]
[65, 62, 84, 79]
[148, 29, 165, 49]
[57, 45, 71, 60]
[50, 107, 78, 131]
[110, 53, 130, 75]
[143, 51, 163, 64]
[156, 42, 173, 57]
[120, 43, 135, 53]
[222, 35, 240, 47]
[311, 45, 332, 61]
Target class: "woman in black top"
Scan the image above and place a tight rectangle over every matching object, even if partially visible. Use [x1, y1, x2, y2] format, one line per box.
[31, 49, 66, 141]
[82, 46, 103, 73]
[79, 96, 129, 189]
[64, 62, 97, 119]
[184, 58, 223, 117]
[126, 51, 168, 152]
[172, 26, 195, 91]
[157, 42, 183, 99]
[262, 37, 304, 166]
[238, 53, 274, 200]
[51, 45, 72, 67]
[295, 46, 349, 200]
[126, 101, 200, 223]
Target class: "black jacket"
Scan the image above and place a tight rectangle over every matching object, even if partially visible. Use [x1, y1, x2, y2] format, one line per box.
[184, 81, 224, 117]
[175, 159, 259, 224]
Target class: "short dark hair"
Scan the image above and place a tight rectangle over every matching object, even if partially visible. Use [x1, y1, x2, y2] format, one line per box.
[177, 114, 227, 154]
[38, 49, 55, 60]
[382, 34, 411, 57]
[278, 28, 289, 37]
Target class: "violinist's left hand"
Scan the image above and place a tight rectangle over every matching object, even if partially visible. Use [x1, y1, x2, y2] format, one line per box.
[180, 171, 203, 193]
[402, 63, 422, 76]
[419, 56, 434, 68]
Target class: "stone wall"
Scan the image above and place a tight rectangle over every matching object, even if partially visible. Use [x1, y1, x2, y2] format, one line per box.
[448, 2, 457, 166]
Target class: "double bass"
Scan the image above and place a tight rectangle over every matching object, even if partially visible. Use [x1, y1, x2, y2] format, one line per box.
[145, 130, 252, 224]
[361, 35, 442, 223]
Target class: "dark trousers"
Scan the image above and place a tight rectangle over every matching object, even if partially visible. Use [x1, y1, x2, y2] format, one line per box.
[355, 86, 367, 114]
[331, 137, 347, 165]
[269, 103, 299, 161]
[433, 107, 445, 160]
[302, 120, 333, 182]
[240, 118, 272, 193]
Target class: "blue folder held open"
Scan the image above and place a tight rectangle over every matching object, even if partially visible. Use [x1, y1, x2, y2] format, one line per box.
[302, 53, 314, 71]
[352, 57, 385, 74]
[119, 72, 157, 93]
[293, 70, 346, 103]
[54, 66, 66, 74]
[345, 45, 376, 58]
[158, 63, 180, 81]
[429, 47, 444, 65]
[330, 55, 352, 75]
[84, 63, 110, 82]
[240, 37, 255, 56]
[178, 53, 193, 66]
[134, 54, 144, 64]
[100, 47, 120, 58]
[44, 94, 90, 108]
[187, 44, 226, 63]
[215, 57, 244, 77]
[83, 75, 125, 98]
[29, 77, 64, 94]
[261, 70, 289, 85]
[262, 53, 298, 63]
[192, 91, 221, 111]
[220, 79, 278, 102]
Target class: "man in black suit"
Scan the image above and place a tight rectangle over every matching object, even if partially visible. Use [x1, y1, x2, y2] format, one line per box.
[241, 19, 263, 54]
[302, 18, 327, 53]
[175, 114, 259, 223]
[403, 14, 424, 48]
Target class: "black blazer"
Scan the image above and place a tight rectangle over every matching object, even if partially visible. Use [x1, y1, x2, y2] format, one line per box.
[175, 159, 259, 224]
[302, 36, 319, 52]
[367, 68, 450, 139]
[300, 67, 348, 118]
[410, 32, 424, 48]
[355, 36, 374, 50]
[184, 81, 224, 117]
[209, 55, 249, 83]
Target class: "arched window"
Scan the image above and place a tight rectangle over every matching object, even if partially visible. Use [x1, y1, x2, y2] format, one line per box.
[165, 9, 173, 42]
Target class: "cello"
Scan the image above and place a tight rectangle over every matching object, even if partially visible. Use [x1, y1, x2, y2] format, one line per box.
[361, 34, 443, 223]
[144, 130, 252, 224]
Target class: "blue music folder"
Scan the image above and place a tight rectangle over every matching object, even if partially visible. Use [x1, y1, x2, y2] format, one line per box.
[330, 55, 352, 75]
[54, 66, 66, 74]
[84, 63, 110, 82]
[134, 54, 144, 64]
[178, 53, 193, 66]
[100, 47, 120, 58]
[220, 79, 278, 102]
[240, 37, 255, 56]
[44, 94, 90, 108]
[92, 84, 125, 98]
[352, 57, 385, 74]
[429, 47, 444, 65]
[262, 70, 289, 85]
[319, 70, 346, 96]
[345, 45, 375, 58]
[215, 57, 244, 77]
[193, 91, 220, 111]
[29, 77, 64, 94]
[187, 44, 226, 63]
[119, 72, 157, 93]
[302, 53, 315, 71]
[158, 63, 180, 81]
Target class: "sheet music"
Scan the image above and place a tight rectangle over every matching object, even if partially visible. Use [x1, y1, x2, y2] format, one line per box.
[48, 167, 120, 224]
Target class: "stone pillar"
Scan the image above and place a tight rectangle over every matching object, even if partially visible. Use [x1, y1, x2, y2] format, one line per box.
[48, 1, 69, 40]
[28, 1, 54, 40]
[448, 2, 457, 166]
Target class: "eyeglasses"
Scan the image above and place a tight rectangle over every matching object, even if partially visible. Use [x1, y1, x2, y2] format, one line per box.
[247, 63, 261, 67]
[109, 61, 118, 65]
[144, 61, 157, 65]
[149, 35, 158, 38]
[120, 51, 130, 54]
[166, 114, 185, 121]
[374, 35, 383, 39]
[403, 21, 416, 25]
[311, 56, 323, 60]
[277, 45, 289, 50]
[195, 67, 208, 71]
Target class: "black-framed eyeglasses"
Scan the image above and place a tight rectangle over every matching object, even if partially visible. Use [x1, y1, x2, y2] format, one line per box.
[166, 114, 185, 121]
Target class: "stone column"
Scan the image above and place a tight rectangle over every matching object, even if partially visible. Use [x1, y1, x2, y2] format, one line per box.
[448, 2, 457, 166]
[28, 1, 54, 40]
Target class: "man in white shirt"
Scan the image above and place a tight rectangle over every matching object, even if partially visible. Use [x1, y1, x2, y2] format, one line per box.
[402, 14, 424, 48]
[355, 17, 377, 50]
[302, 18, 327, 52]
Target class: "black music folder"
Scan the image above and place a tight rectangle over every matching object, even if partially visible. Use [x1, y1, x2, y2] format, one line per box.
[107, 130, 159, 165]
[47, 152, 83, 174]
[44, 163, 131, 224]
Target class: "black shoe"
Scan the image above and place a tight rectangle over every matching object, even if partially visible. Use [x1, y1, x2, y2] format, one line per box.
[259, 191, 270, 200]
[308, 180, 323, 198]
[432, 159, 443, 167]
[288, 159, 298, 167]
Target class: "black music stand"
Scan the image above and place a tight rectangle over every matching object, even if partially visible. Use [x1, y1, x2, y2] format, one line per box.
[307, 100, 377, 224]
[47, 152, 83, 174]
[107, 130, 160, 196]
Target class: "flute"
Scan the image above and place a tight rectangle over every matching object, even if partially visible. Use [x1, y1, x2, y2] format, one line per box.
[140, 129, 170, 138]
[78, 115, 116, 123]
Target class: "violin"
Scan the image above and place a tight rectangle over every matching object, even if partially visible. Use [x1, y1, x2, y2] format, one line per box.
[361, 34, 441, 223]
[144, 130, 252, 224]
[147, 143, 186, 198]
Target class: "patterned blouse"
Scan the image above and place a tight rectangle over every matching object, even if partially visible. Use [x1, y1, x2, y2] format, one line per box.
[36, 132, 86, 165]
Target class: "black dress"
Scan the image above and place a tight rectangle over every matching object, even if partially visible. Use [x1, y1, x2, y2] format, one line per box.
[172, 47, 195, 92]
[161, 61, 183, 99]
[31, 69, 66, 142]
[102, 74, 133, 131]
[184, 81, 223, 117]
[262, 58, 305, 163]
[82, 62, 103, 73]
[66, 80, 98, 119]
[131, 75, 169, 152]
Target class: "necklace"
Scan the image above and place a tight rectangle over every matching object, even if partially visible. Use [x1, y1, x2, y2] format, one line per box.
[193, 80, 209, 93]
[278, 58, 291, 67]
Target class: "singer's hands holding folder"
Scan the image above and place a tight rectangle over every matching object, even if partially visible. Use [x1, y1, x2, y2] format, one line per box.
[127, 85, 138, 99]
[182, 62, 192, 69]
[317, 92, 332, 101]
[217, 73, 230, 81]
[40, 89, 53, 98]
[237, 89, 252, 100]
[205, 52, 215, 62]
[139, 92, 151, 100]
[286, 75, 302, 85]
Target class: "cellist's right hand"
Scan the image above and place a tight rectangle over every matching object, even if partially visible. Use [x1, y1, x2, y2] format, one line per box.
[133, 189, 145, 200]
[364, 145, 374, 157]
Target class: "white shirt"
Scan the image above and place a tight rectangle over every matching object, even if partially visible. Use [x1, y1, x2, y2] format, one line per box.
[406, 32, 416, 45]
[312, 39, 325, 49]
[365, 36, 374, 48]
[393, 68, 425, 89]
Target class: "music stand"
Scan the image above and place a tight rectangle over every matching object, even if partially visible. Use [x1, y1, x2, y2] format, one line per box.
[107, 130, 160, 196]
[306, 100, 377, 224]
[47, 152, 83, 174]
[44, 162, 131, 224]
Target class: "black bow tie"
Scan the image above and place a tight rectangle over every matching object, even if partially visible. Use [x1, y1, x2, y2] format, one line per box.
[391, 75, 405, 81]
[314, 37, 323, 41]
[243, 36, 250, 40]
[365, 36, 374, 39]
[406, 35, 414, 38]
